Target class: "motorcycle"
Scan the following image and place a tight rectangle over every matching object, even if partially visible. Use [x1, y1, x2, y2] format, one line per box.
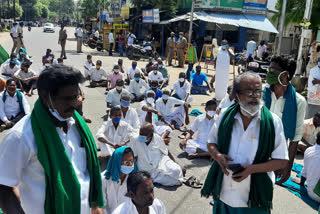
[126, 41, 159, 61]
[28, 26, 31, 32]
[87, 35, 103, 51]
[246, 52, 271, 78]
[235, 51, 248, 74]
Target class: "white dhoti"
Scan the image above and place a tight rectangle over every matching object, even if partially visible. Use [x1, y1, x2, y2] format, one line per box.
[152, 156, 183, 186]
[162, 105, 185, 127]
[154, 124, 173, 137]
[185, 139, 208, 154]
[215, 49, 231, 101]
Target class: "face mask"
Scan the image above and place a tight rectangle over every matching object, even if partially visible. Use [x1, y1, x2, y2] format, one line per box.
[121, 100, 130, 108]
[116, 86, 122, 91]
[162, 94, 169, 100]
[207, 111, 216, 118]
[179, 35, 183, 38]
[48, 94, 71, 122]
[135, 77, 140, 82]
[96, 66, 101, 70]
[159, 65, 163, 68]
[146, 97, 154, 104]
[138, 135, 148, 143]
[112, 117, 121, 123]
[19, 52, 23, 55]
[132, 65, 137, 69]
[222, 45, 227, 50]
[120, 165, 134, 175]
[188, 65, 193, 69]
[154, 71, 158, 74]
[318, 61, 320, 67]
[7, 86, 16, 93]
[179, 78, 185, 82]
[114, 69, 120, 73]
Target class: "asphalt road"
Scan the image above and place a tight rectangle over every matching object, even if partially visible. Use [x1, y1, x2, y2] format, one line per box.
[0, 26, 318, 214]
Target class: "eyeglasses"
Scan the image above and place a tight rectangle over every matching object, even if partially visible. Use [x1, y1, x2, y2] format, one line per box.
[239, 89, 262, 96]
[122, 160, 135, 165]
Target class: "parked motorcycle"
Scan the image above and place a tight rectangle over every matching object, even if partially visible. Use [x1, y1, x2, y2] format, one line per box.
[127, 41, 159, 61]
[246, 52, 271, 78]
[87, 36, 103, 51]
[235, 51, 248, 74]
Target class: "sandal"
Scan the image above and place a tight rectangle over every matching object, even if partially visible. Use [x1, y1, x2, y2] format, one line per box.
[183, 176, 203, 189]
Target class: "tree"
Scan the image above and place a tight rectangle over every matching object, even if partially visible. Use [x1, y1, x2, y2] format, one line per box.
[271, 0, 320, 28]
[4, 2, 23, 19]
[81, 0, 102, 19]
[130, 0, 176, 17]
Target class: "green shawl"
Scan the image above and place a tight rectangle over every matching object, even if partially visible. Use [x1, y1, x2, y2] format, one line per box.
[31, 99, 104, 214]
[201, 103, 275, 210]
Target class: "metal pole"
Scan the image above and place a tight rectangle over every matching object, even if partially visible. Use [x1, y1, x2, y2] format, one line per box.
[276, 0, 287, 55]
[188, 0, 194, 43]
[296, 0, 314, 75]
[13, 0, 15, 21]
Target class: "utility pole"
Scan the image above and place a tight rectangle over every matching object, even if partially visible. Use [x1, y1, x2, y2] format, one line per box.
[188, 0, 194, 43]
[13, 0, 15, 21]
[296, 0, 314, 75]
[276, 0, 287, 55]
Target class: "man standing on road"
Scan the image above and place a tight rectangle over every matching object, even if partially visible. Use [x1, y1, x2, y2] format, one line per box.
[58, 25, 68, 59]
[108, 30, 114, 56]
[17, 22, 25, 52]
[0, 64, 105, 213]
[76, 25, 83, 53]
[306, 57, 320, 119]
[10, 23, 19, 55]
[246, 37, 256, 57]
[167, 32, 176, 66]
[203, 72, 288, 213]
[176, 32, 187, 68]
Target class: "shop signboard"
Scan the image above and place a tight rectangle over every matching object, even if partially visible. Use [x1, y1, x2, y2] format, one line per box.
[121, 7, 130, 19]
[195, 0, 218, 8]
[243, 0, 267, 11]
[220, 0, 243, 8]
[194, 0, 242, 9]
[142, 9, 160, 24]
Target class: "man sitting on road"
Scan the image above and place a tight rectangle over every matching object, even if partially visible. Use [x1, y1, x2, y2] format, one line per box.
[89, 60, 109, 87]
[156, 88, 189, 129]
[1, 60, 19, 81]
[120, 93, 140, 130]
[84, 55, 94, 80]
[96, 106, 134, 158]
[297, 112, 320, 153]
[144, 58, 154, 74]
[190, 65, 212, 95]
[158, 60, 169, 87]
[108, 64, 124, 91]
[129, 123, 184, 186]
[148, 64, 164, 86]
[145, 81, 162, 102]
[112, 171, 166, 214]
[293, 132, 320, 203]
[129, 72, 149, 102]
[0, 79, 30, 132]
[126, 61, 143, 85]
[180, 99, 217, 159]
[106, 79, 130, 108]
[41, 49, 52, 65]
[14, 61, 38, 97]
[171, 72, 192, 104]
[217, 86, 235, 114]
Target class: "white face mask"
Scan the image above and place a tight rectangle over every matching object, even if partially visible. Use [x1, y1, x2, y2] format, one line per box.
[114, 69, 120, 73]
[162, 94, 169, 100]
[207, 111, 216, 118]
[146, 97, 154, 104]
[179, 78, 185, 82]
[48, 94, 71, 122]
[238, 95, 261, 118]
[116, 86, 122, 91]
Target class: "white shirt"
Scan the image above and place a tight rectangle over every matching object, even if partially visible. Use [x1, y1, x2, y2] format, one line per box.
[1, 64, 19, 80]
[129, 79, 149, 96]
[121, 107, 140, 130]
[76, 28, 83, 37]
[136, 101, 157, 125]
[106, 88, 130, 106]
[96, 120, 134, 156]
[127, 67, 143, 80]
[14, 69, 37, 79]
[218, 96, 234, 110]
[95, 31, 100, 38]
[172, 80, 191, 100]
[0, 91, 30, 122]
[108, 32, 114, 43]
[190, 114, 215, 143]
[112, 198, 166, 214]
[10, 26, 18, 38]
[89, 67, 109, 82]
[269, 91, 307, 141]
[257, 45, 267, 58]
[0, 116, 91, 214]
[156, 97, 184, 117]
[246, 40, 256, 55]
[102, 174, 129, 213]
[207, 108, 289, 207]
[148, 71, 163, 82]
[17, 25, 23, 36]
[84, 61, 94, 75]
[308, 66, 320, 101]
[129, 134, 168, 174]
[301, 144, 320, 202]
[127, 33, 136, 45]
[216, 48, 231, 72]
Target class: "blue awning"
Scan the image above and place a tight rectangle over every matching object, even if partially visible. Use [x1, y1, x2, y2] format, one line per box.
[160, 12, 279, 34]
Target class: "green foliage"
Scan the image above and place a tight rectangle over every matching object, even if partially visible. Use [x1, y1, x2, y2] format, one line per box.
[81, 0, 103, 19]
[131, 0, 176, 17]
[271, 0, 320, 28]
[3, 3, 24, 19]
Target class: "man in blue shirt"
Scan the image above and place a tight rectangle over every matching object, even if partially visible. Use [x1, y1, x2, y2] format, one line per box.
[145, 80, 162, 101]
[190, 65, 212, 94]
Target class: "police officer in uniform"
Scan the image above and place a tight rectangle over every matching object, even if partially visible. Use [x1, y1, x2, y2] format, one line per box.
[177, 32, 187, 68]
[166, 32, 176, 66]
[58, 25, 68, 59]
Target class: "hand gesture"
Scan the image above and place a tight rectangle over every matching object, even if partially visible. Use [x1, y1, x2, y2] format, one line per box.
[232, 165, 252, 182]
[216, 153, 233, 175]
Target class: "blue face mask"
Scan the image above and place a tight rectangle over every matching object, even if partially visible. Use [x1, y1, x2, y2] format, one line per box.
[318, 61, 320, 67]
[121, 100, 130, 108]
[162, 94, 169, 100]
[222, 45, 227, 50]
[120, 165, 134, 175]
[112, 117, 121, 123]
[132, 65, 137, 69]
[159, 65, 163, 68]
[179, 35, 183, 38]
[135, 77, 140, 81]
[138, 135, 148, 143]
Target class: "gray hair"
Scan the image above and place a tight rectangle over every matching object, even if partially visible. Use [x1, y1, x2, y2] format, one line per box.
[121, 92, 131, 100]
[146, 90, 155, 97]
[232, 72, 261, 96]
[162, 88, 170, 94]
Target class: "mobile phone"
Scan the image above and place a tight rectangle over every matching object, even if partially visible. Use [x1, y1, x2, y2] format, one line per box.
[228, 163, 245, 177]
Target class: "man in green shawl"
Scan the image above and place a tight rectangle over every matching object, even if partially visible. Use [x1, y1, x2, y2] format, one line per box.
[0, 64, 104, 214]
[202, 72, 289, 213]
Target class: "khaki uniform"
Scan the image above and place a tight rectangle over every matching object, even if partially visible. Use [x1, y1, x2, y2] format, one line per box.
[59, 29, 68, 58]
[177, 36, 187, 67]
[167, 37, 176, 65]
[17, 26, 25, 53]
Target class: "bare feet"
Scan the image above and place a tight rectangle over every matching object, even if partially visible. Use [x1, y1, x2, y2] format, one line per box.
[0, 124, 6, 132]
[187, 153, 200, 160]
[84, 117, 92, 123]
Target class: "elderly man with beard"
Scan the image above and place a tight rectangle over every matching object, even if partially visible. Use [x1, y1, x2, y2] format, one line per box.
[202, 72, 288, 214]
[263, 56, 307, 184]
